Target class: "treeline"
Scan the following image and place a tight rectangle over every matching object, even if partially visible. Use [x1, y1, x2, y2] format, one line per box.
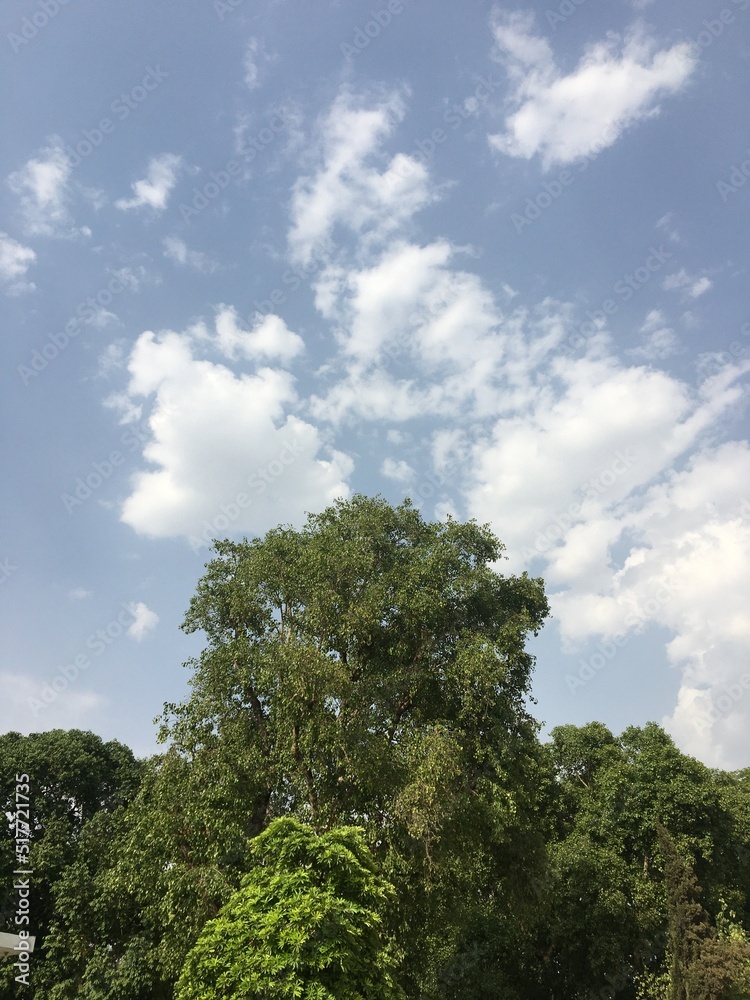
[2, 496, 749, 999]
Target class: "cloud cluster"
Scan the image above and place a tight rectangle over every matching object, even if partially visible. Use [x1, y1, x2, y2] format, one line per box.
[488, 11, 697, 168]
[105, 70, 749, 767]
[288, 91, 437, 265]
[284, 84, 748, 767]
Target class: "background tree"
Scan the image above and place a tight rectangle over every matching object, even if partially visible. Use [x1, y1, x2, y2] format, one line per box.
[36, 746, 261, 999]
[175, 816, 404, 1000]
[536, 723, 750, 999]
[657, 824, 750, 1000]
[0, 730, 141, 999]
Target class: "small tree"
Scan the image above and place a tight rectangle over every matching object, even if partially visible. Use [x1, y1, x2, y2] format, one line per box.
[174, 817, 404, 1000]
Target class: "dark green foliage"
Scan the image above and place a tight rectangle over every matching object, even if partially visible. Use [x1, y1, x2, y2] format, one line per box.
[0, 730, 141, 999]
[657, 824, 750, 1000]
[536, 722, 750, 999]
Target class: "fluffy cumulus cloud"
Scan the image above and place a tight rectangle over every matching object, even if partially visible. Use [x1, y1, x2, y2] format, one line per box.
[463, 353, 750, 767]
[488, 11, 697, 168]
[7, 136, 77, 236]
[116, 153, 182, 211]
[114, 318, 351, 544]
[552, 443, 750, 770]
[0, 231, 36, 293]
[126, 601, 159, 640]
[309, 239, 514, 423]
[288, 90, 437, 265]
[199, 305, 305, 363]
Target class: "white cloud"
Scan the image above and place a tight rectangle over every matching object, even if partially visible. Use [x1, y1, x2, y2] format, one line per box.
[550, 445, 750, 769]
[126, 601, 159, 640]
[488, 12, 697, 168]
[86, 306, 119, 329]
[197, 305, 304, 363]
[163, 236, 219, 272]
[656, 213, 681, 244]
[0, 231, 36, 293]
[97, 341, 127, 379]
[309, 240, 513, 424]
[8, 137, 76, 237]
[116, 325, 351, 542]
[662, 268, 713, 298]
[116, 154, 182, 211]
[245, 37, 261, 88]
[461, 351, 749, 767]
[382, 457, 415, 482]
[107, 265, 151, 293]
[288, 91, 437, 265]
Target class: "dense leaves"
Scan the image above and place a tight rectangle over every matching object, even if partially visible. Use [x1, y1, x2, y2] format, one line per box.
[175, 817, 403, 1000]
[0, 731, 141, 998]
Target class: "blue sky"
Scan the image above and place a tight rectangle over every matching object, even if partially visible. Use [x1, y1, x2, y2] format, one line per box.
[1, 0, 749, 766]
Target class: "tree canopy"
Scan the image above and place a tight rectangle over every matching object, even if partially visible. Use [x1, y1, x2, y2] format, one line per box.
[1, 496, 749, 1000]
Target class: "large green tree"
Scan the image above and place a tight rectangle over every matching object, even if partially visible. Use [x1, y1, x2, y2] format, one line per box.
[161, 494, 551, 996]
